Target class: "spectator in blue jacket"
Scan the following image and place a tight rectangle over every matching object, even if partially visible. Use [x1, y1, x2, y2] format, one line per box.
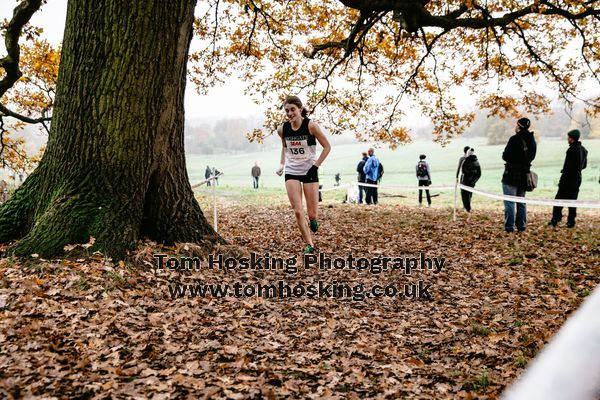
[363, 148, 380, 205]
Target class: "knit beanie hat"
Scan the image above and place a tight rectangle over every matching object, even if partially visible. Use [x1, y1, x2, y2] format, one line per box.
[517, 117, 531, 130]
[468, 148, 475, 156]
[567, 129, 581, 140]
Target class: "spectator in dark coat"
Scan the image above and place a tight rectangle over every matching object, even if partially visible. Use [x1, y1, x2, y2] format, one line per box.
[416, 154, 432, 206]
[461, 148, 482, 212]
[356, 152, 368, 204]
[251, 162, 261, 189]
[501, 117, 537, 232]
[205, 165, 212, 187]
[549, 129, 588, 228]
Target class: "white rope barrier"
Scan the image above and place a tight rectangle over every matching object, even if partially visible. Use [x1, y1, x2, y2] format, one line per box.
[190, 172, 224, 189]
[191, 172, 224, 232]
[458, 184, 600, 209]
[192, 176, 600, 209]
[342, 182, 452, 205]
[319, 184, 350, 192]
[212, 169, 217, 233]
[502, 285, 600, 400]
[355, 181, 455, 190]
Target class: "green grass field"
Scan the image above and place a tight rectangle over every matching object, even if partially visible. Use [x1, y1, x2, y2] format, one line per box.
[189, 137, 600, 210]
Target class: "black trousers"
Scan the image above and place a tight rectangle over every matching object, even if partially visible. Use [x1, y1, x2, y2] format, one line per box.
[461, 187, 473, 212]
[552, 185, 580, 225]
[418, 180, 431, 205]
[365, 179, 378, 205]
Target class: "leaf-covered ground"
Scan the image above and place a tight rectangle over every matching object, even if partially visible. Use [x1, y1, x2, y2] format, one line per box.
[1, 204, 599, 399]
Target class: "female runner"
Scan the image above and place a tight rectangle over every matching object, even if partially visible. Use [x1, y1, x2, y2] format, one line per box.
[276, 96, 331, 254]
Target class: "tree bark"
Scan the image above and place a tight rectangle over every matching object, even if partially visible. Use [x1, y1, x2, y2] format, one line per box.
[0, 0, 219, 258]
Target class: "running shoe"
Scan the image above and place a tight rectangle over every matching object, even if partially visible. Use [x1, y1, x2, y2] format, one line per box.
[302, 244, 315, 254]
[309, 219, 319, 233]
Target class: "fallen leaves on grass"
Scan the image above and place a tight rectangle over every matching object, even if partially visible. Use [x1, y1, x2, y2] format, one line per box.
[0, 204, 598, 399]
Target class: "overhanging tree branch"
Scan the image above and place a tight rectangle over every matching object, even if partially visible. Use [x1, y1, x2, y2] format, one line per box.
[422, 4, 600, 30]
[0, 0, 44, 98]
[1, 0, 53, 127]
[308, 2, 600, 66]
[337, 0, 600, 31]
[0, 104, 51, 124]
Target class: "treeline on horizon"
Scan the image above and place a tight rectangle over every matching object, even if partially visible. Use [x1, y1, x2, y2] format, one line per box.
[184, 105, 600, 154]
[9, 105, 599, 159]
[460, 104, 600, 145]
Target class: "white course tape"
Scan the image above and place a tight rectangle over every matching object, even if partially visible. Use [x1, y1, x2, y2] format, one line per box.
[191, 176, 600, 209]
[356, 182, 455, 191]
[459, 184, 600, 209]
[502, 285, 600, 400]
[319, 184, 350, 192]
[191, 172, 224, 189]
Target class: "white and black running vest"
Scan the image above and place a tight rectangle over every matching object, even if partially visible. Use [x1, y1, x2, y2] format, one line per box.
[283, 118, 317, 175]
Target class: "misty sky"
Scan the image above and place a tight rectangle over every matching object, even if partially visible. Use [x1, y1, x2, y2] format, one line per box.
[1, 0, 264, 120]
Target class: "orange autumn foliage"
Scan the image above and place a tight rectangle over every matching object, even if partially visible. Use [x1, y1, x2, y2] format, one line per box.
[190, 0, 600, 145]
[1, 38, 59, 172]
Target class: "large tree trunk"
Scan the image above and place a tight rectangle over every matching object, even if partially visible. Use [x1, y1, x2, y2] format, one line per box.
[0, 0, 218, 258]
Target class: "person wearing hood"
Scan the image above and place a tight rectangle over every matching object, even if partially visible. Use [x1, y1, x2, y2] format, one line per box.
[460, 148, 482, 212]
[501, 117, 537, 232]
[549, 129, 588, 228]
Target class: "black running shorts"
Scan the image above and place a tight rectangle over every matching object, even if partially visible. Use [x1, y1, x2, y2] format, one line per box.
[285, 166, 319, 183]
